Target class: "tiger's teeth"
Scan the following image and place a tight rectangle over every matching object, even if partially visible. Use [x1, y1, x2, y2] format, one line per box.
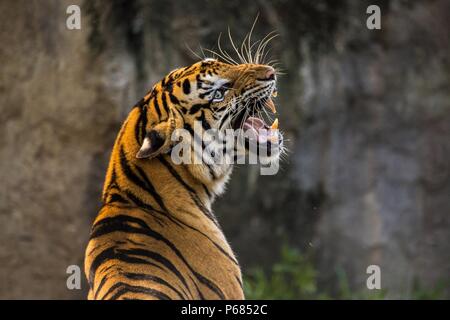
[265, 98, 277, 113]
[272, 91, 278, 98]
[271, 118, 279, 130]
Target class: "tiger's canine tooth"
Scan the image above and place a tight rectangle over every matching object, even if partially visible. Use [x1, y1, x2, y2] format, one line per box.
[272, 91, 278, 98]
[265, 98, 277, 113]
[271, 118, 279, 130]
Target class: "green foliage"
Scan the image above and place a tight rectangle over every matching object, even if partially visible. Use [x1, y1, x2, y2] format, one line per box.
[243, 245, 447, 300]
[244, 245, 329, 300]
[411, 279, 448, 300]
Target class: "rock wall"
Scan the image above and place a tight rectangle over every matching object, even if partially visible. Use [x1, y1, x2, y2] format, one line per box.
[0, 0, 448, 298]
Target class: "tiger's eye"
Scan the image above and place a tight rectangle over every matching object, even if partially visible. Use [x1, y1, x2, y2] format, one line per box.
[215, 91, 223, 99]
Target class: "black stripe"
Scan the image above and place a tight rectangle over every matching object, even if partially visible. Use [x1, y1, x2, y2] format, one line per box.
[193, 271, 226, 300]
[141, 109, 148, 145]
[196, 74, 202, 89]
[91, 215, 149, 238]
[107, 193, 129, 205]
[94, 274, 110, 299]
[153, 96, 162, 119]
[88, 246, 162, 288]
[175, 207, 239, 266]
[123, 190, 165, 227]
[174, 205, 239, 266]
[123, 189, 154, 211]
[188, 104, 203, 115]
[119, 146, 168, 213]
[202, 184, 212, 198]
[161, 76, 167, 87]
[133, 97, 146, 109]
[179, 105, 188, 114]
[123, 238, 192, 299]
[235, 275, 243, 289]
[182, 122, 207, 163]
[103, 166, 118, 203]
[158, 156, 218, 226]
[125, 238, 146, 247]
[91, 215, 182, 266]
[133, 165, 169, 213]
[219, 110, 231, 128]
[136, 104, 147, 145]
[182, 122, 211, 172]
[189, 275, 205, 299]
[122, 272, 186, 299]
[132, 165, 186, 229]
[183, 122, 195, 137]
[158, 96, 169, 119]
[171, 104, 186, 124]
[204, 161, 217, 180]
[197, 110, 211, 131]
[169, 93, 180, 105]
[158, 155, 202, 199]
[103, 282, 171, 300]
[116, 247, 190, 291]
[197, 125, 218, 180]
[182, 79, 191, 95]
[184, 122, 209, 167]
[93, 263, 129, 299]
[161, 92, 169, 116]
[134, 106, 143, 145]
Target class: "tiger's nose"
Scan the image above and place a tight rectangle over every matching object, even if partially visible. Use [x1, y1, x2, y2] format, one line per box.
[265, 67, 276, 80]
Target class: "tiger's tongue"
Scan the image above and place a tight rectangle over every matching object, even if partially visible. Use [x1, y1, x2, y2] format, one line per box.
[243, 117, 266, 131]
[243, 117, 279, 143]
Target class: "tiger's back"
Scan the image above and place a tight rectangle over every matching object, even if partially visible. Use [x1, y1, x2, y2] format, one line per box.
[86, 203, 242, 299]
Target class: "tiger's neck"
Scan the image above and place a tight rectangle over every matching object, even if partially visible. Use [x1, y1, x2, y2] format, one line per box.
[101, 106, 232, 224]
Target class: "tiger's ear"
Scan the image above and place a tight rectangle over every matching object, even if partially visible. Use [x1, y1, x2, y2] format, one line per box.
[136, 129, 167, 159]
[136, 109, 182, 159]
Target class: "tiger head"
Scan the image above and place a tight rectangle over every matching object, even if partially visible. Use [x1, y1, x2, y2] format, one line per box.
[135, 58, 283, 192]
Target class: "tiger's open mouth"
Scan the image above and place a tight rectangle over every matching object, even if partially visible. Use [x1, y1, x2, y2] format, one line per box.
[232, 89, 281, 148]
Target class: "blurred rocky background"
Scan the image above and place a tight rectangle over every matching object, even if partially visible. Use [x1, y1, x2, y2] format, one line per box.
[0, 0, 448, 299]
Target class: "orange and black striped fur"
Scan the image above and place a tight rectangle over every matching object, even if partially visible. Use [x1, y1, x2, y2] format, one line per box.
[84, 59, 281, 300]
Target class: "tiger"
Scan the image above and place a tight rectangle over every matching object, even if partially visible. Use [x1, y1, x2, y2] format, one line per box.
[84, 57, 283, 300]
